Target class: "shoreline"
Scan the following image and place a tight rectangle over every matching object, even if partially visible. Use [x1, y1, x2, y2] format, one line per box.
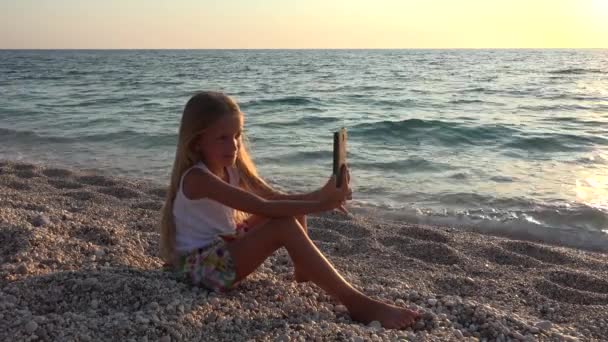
[1, 159, 607, 341]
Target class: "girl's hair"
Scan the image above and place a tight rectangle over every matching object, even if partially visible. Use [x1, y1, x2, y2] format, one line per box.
[159, 91, 279, 265]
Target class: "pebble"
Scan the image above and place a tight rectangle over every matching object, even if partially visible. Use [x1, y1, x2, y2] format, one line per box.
[83, 277, 98, 286]
[444, 300, 456, 307]
[1, 161, 607, 342]
[207, 312, 218, 322]
[334, 304, 348, 313]
[553, 333, 579, 342]
[16, 263, 28, 274]
[512, 331, 525, 340]
[454, 329, 464, 339]
[25, 320, 38, 333]
[148, 302, 160, 311]
[368, 320, 382, 329]
[33, 214, 50, 227]
[535, 320, 553, 331]
[275, 334, 289, 342]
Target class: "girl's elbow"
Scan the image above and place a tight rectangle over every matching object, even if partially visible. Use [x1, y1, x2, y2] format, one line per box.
[250, 198, 274, 216]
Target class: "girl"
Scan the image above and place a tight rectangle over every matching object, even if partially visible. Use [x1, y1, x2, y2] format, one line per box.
[159, 91, 420, 329]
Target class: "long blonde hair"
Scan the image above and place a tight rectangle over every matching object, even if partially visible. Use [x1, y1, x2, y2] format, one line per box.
[159, 91, 279, 265]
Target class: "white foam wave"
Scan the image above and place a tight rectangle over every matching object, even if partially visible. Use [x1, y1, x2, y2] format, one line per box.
[349, 201, 608, 253]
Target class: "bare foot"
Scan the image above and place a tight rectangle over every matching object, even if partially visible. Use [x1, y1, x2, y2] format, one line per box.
[345, 294, 420, 329]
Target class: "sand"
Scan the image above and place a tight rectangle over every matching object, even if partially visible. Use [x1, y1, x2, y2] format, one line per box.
[1, 159, 607, 342]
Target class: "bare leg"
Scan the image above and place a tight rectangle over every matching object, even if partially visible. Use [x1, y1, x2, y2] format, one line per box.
[226, 217, 419, 329]
[293, 215, 309, 282]
[244, 214, 309, 283]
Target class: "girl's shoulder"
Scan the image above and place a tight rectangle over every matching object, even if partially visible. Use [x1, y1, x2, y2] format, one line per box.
[181, 162, 214, 200]
[181, 162, 239, 200]
[191, 161, 210, 173]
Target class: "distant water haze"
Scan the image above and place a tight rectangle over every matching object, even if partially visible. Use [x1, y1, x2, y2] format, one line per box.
[1, 49, 607, 248]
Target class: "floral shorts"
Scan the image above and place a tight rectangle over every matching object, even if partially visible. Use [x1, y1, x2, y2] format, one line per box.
[177, 223, 250, 292]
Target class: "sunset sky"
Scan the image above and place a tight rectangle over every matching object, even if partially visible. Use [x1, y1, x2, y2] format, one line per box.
[1, 0, 607, 49]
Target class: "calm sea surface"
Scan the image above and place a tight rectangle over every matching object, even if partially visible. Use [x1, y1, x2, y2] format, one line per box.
[1, 49, 607, 247]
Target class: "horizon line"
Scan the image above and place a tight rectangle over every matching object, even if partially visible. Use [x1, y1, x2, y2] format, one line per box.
[1, 47, 607, 51]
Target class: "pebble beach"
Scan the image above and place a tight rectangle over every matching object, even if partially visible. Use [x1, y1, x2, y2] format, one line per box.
[1, 159, 608, 342]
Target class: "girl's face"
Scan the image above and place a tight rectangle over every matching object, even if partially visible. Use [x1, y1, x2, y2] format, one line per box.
[195, 114, 243, 169]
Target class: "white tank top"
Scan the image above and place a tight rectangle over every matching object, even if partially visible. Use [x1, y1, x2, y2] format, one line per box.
[173, 161, 240, 255]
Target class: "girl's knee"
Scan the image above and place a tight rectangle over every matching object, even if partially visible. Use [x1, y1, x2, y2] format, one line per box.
[274, 216, 300, 226]
[296, 214, 306, 224]
[270, 217, 304, 234]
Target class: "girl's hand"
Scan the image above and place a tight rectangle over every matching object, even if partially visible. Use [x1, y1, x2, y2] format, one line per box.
[318, 165, 352, 199]
[319, 165, 352, 213]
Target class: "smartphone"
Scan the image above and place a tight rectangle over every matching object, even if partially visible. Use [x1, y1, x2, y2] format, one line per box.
[333, 128, 347, 188]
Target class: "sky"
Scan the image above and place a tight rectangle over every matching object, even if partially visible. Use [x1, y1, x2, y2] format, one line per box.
[1, 0, 607, 49]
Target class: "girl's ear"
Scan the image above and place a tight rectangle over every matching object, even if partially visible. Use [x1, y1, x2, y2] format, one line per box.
[186, 140, 199, 159]
[191, 134, 203, 152]
[193, 140, 200, 152]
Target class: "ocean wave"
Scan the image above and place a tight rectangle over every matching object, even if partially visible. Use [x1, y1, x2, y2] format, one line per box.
[541, 117, 608, 126]
[0, 127, 73, 144]
[37, 97, 128, 108]
[448, 172, 470, 180]
[349, 158, 453, 173]
[573, 155, 607, 165]
[436, 192, 535, 208]
[241, 96, 323, 107]
[499, 89, 533, 97]
[370, 98, 419, 107]
[448, 99, 485, 104]
[503, 133, 607, 152]
[0, 127, 176, 148]
[332, 85, 403, 92]
[410, 89, 432, 94]
[349, 200, 608, 252]
[51, 116, 123, 129]
[258, 116, 339, 129]
[518, 104, 593, 112]
[65, 69, 94, 76]
[349, 119, 519, 146]
[490, 176, 516, 183]
[17, 74, 65, 81]
[541, 116, 582, 123]
[541, 94, 607, 101]
[448, 99, 504, 106]
[548, 68, 604, 75]
[257, 150, 333, 164]
[460, 87, 488, 93]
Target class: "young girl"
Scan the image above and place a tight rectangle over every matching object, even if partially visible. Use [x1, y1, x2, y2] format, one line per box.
[159, 91, 420, 329]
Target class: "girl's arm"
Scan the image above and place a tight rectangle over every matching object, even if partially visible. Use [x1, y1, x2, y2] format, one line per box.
[184, 168, 346, 217]
[257, 169, 352, 212]
[266, 189, 320, 201]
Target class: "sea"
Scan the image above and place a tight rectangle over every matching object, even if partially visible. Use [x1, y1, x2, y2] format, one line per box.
[1, 49, 607, 250]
